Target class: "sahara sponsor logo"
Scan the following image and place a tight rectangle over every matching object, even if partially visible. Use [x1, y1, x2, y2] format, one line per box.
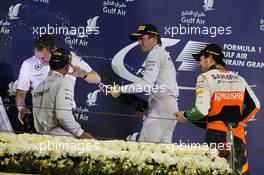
[211, 73, 239, 80]
[214, 92, 244, 102]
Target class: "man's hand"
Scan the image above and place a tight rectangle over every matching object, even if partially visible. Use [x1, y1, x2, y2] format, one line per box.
[174, 111, 187, 123]
[136, 111, 145, 117]
[79, 132, 93, 139]
[18, 107, 31, 125]
[68, 67, 101, 84]
[135, 104, 149, 117]
[68, 66, 86, 78]
[110, 85, 122, 98]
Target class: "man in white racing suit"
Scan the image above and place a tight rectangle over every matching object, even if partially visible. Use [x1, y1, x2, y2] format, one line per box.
[111, 24, 179, 143]
[32, 48, 93, 139]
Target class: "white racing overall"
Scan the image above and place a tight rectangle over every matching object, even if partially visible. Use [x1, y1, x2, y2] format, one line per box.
[121, 45, 179, 143]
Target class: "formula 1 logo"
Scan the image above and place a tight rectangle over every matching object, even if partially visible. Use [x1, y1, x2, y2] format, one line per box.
[176, 40, 209, 71]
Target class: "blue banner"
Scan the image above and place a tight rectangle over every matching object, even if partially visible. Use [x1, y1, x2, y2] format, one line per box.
[0, 0, 263, 174]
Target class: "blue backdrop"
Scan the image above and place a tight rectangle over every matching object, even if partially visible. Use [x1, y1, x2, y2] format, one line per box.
[0, 0, 263, 174]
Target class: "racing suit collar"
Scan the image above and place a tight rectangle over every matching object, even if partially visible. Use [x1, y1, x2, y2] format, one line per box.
[150, 44, 160, 52]
[209, 64, 224, 71]
[50, 70, 64, 78]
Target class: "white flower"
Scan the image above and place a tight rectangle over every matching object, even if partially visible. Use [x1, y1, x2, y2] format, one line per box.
[0, 133, 233, 174]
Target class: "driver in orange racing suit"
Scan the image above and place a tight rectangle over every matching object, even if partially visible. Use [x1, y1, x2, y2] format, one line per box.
[175, 44, 260, 175]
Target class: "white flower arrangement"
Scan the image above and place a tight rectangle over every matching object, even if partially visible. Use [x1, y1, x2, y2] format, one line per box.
[0, 133, 234, 174]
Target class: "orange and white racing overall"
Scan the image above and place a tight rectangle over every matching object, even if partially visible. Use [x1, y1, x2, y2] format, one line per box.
[184, 65, 260, 174]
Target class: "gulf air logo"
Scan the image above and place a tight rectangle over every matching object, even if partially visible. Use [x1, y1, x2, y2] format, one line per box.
[203, 0, 214, 11]
[8, 3, 22, 20]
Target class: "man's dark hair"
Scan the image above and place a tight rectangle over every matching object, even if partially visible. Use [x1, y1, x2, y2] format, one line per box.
[149, 35, 162, 45]
[49, 48, 72, 70]
[204, 52, 225, 66]
[33, 34, 56, 52]
[157, 36, 162, 45]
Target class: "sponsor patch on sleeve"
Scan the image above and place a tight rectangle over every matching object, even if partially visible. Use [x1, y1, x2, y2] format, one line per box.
[196, 89, 204, 95]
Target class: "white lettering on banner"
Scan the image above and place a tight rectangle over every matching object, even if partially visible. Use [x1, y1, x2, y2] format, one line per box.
[74, 113, 89, 121]
[74, 106, 90, 121]
[224, 59, 264, 69]
[164, 9, 232, 38]
[32, 24, 100, 37]
[0, 27, 10, 34]
[65, 37, 78, 45]
[32, 16, 100, 41]
[103, 7, 116, 15]
[181, 10, 206, 18]
[78, 39, 88, 46]
[214, 92, 244, 102]
[223, 44, 256, 53]
[224, 52, 235, 59]
[224, 51, 248, 60]
[246, 61, 264, 69]
[164, 25, 232, 38]
[102, 0, 130, 16]
[224, 59, 245, 67]
[32, 16, 99, 47]
[223, 43, 263, 69]
[260, 19, 264, 31]
[33, 0, 49, 4]
[181, 17, 205, 25]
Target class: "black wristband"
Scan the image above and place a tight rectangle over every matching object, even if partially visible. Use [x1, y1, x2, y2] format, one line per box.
[183, 112, 188, 120]
[83, 73, 88, 79]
